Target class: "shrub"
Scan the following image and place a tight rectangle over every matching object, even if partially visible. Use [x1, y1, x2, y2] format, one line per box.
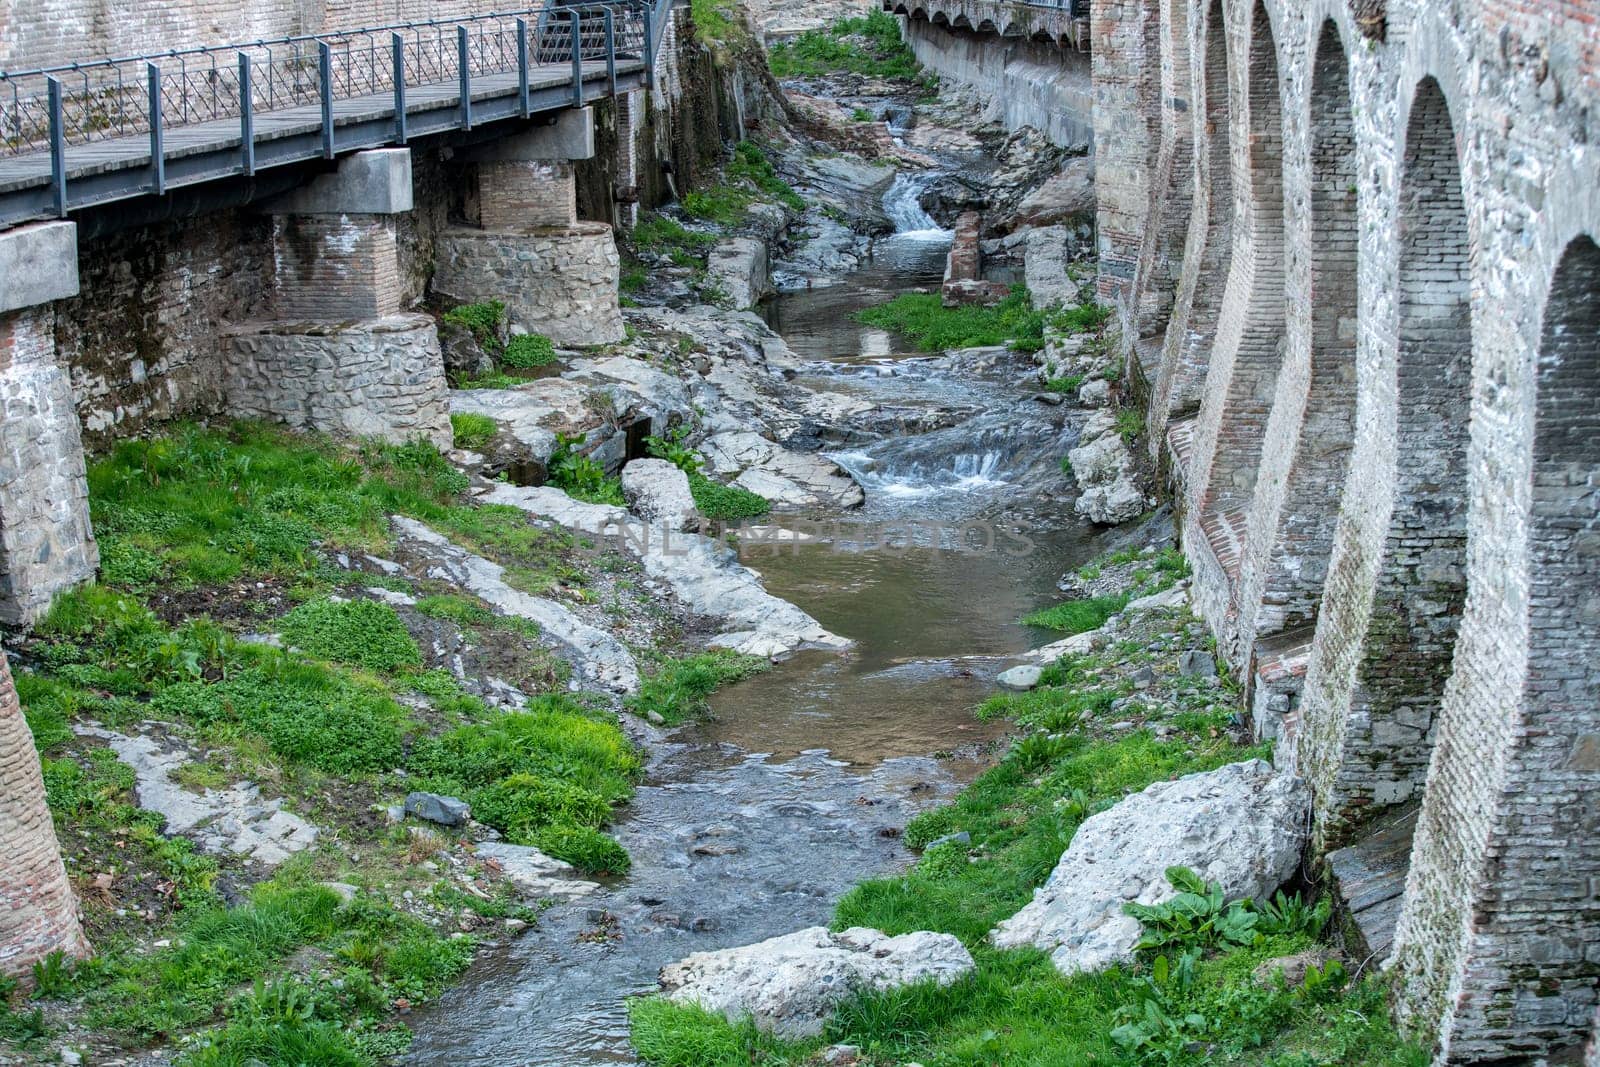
[279, 598, 421, 673]
[532, 823, 631, 875]
[502, 333, 557, 369]
[549, 433, 625, 506]
[442, 301, 506, 355]
[451, 413, 498, 450]
[626, 651, 768, 725]
[768, 10, 920, 80]
[687, 473, 770, 520]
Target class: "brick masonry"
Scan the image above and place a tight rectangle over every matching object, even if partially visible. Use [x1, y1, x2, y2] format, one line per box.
[0, 649, 89, 979]
[1093, 0, 1600, 1061]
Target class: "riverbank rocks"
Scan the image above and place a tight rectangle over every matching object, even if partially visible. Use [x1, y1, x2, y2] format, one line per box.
[701, 431, 865, 511]
[390, 516, 641, 693]
[622, 459, 699, 532]
[482, 484, 849, 658]
[475, 842, 598, 899]
[659, 926, 975, 1038]
[76, 726, 318, 865]
[990, 760, 1310, 974]
[1023, 226, 1081, 310]
[996, 664, 1043, 691]
[706, 238, 772, 310]
[405, 791, 470, 827]
[1068, 410, 1147, 526]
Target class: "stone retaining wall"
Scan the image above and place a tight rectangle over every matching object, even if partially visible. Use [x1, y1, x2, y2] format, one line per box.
[223, 313, 451, 450]
[433, 223, 625, 347]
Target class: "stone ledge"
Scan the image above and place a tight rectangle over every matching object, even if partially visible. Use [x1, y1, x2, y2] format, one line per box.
[0, 222, 79, 315]
[257, 148, 414, 216]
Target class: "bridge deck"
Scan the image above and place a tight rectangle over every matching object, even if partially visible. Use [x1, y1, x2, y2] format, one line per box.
[0, 59, 644, 227]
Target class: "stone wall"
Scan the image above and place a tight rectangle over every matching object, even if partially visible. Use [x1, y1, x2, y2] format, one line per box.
[223, 314, 451, 449]
[0, 307, 97, 627]
[1103, 0, 1600, 1061]
[904, 19, 1092, 148]
[433, 223, 624, 347]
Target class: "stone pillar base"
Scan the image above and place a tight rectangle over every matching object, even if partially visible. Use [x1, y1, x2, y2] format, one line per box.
[433, 223, 624, 347]
[224, 313, 451, 450]
[0, 307, 97, 627]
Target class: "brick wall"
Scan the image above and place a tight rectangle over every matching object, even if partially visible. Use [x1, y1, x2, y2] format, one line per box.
[271, 214, 403, 321]
[480, 161, 579, 231]
[1108, 0, 1600, 1060]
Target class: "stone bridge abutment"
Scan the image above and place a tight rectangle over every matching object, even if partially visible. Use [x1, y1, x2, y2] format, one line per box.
[1099, 0, 1600, 1059]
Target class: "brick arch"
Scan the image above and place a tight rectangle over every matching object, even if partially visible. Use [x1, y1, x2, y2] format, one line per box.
[1145, 0, 1232, 428]
[1309, 75, 1472, 844]
[1248, 19, 1358, 642]
[1195, 0, 1287, 520]
[1395, 233, 1600, 1062]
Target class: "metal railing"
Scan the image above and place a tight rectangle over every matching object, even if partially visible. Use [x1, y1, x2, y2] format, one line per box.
[0, 0, 666, 163]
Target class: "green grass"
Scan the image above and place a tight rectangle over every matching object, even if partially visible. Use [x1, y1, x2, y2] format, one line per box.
[1021, 593, 1130, 634]
[856, 287, 1047, 352]
[279, 597, 421, 673]
[1051, 302, 1114, 334]
[407, 693, 640, 874]
[502, 333, 558, 369]
[632, 215, 717, 256]
[688, 473, 771, 520]
[625, 651, 768, 725]
[442, 301, 506, 355]
[768, 10, 921, 80]
[451, 412, 498, 449]
[690, 0, 742, 45]
[727, 142, 806, 213]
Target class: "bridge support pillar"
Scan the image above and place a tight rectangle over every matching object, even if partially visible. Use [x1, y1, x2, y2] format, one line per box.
[0, 221, 97, 628]
[229, 149, 451, 450]
[434, 107, 624, 346]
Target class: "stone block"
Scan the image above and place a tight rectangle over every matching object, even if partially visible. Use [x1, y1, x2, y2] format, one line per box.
[258, 149, 414, 216]
[0, 222, 78, 315]
[471, 108, 597, 162]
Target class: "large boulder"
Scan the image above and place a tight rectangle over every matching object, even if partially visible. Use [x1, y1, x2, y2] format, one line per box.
[622, 458, 699, 532]
[659, 926, 974, 1038]
[1023, 226, 1082, 310]
[1067, 418, 1148, 526]
[706, 238, 772, 310]
[991, 760, 1309, 974]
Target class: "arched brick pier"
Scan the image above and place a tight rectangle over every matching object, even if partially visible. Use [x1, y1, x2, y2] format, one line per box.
[1099, 0, 1600, 1059]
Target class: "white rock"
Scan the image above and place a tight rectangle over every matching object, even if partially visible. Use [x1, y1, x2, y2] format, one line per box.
[706, 237, 772, 310]
[1126, 583, 1189, 612]
[622, 458, 699, 532]
[481, 484, 849, 657]
[1075, 478, 1147, 526]
[1020, 629, 1102, 664]
[1067, 432, 1129, 486]
[990, 760, 1309, 974]
[660, 926, 974, 1038]
[996, 664, 1044, 690]
[1023, 226, 1082, 310]
[475, 842, 599, 899]
[703, 431, 864, 511]
[74, 727, 318, 865]
[1076, 378, 1112, 407]
[390, 517, 640, 693]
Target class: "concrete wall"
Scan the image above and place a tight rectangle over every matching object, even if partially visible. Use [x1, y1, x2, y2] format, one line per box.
[1102, 0, 1600, 1061]
[904, 19, 1092, 147]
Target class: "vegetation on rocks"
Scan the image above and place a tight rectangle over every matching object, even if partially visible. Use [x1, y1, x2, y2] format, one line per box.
[450, 412, 499, 450]
[7, 422, 662, 1061]
[629, 548, 1426, 1067]
[626, 650, 769, 725]
[646, 429, 773, 521]
[857, 287, 1047, 352]
[768, 10, 921, 80]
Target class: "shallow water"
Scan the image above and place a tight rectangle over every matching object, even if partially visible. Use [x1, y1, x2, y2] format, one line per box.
[404, 167, 1097, 1065]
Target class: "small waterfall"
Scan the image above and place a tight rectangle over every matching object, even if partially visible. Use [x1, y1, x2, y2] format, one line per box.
[882, 171, 951, 242]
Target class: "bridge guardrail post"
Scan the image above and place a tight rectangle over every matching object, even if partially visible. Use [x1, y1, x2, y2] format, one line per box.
[517, 18, 531, 117]
[604, 9, 617, 98]
[46, 77, 67, 217]
[239, 53, 255, 175]
[317, 42, 334, 158]
[570, 10, 584, 107]
[458, 25, 473, 130]
[147, 63, 166, 195]
[643, 6, 655, 89]
[392, 33, 408, 142]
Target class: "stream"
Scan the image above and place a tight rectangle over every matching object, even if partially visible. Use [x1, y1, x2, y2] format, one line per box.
[403, 160, 1103, 1065]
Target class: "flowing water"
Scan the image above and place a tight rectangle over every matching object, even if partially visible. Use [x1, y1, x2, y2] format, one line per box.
[403, 165, 1101, 1065]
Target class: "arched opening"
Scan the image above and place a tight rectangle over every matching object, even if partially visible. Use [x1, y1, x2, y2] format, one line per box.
[1253, 21, 1358, 639]
[1166, 0, 1233, 414]
[1331, 78, 1472, 836]
[1198, 0, 1286, 535]
[1458, 234, 1600, 1055]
